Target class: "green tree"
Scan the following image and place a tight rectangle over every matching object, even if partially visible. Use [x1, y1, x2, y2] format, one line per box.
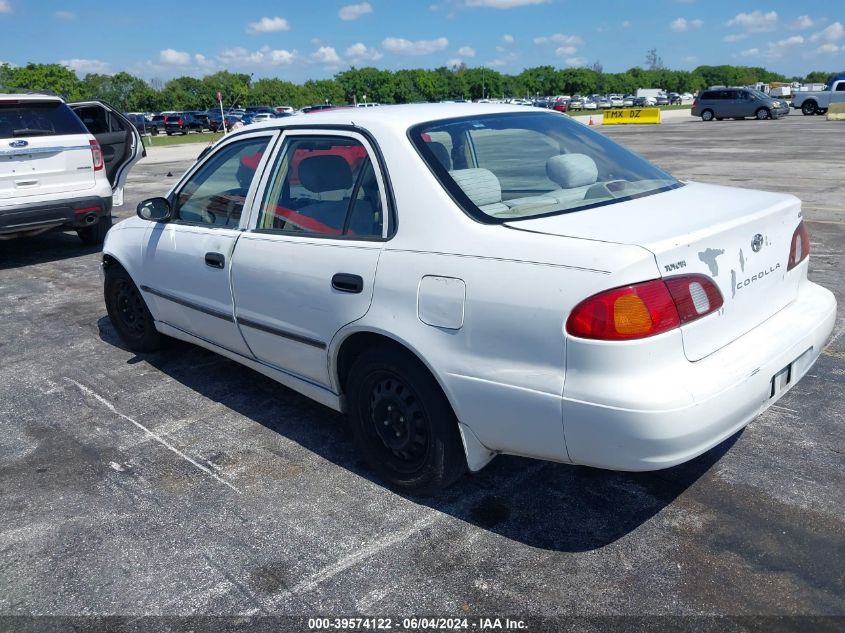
[3, 63, 82, 99]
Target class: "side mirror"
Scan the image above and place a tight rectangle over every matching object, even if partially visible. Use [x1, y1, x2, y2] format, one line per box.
[137, 197, 173, 222]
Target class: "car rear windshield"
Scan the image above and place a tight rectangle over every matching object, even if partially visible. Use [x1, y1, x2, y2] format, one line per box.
[0, 100, 88, 139]
[410, 111, 680, 223]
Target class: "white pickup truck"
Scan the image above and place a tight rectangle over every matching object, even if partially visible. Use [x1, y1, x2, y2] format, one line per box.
[792, 75, 845, 115]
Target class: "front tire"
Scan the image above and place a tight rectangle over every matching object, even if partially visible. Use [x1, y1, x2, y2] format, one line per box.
[346, 346, 467, 495]
[104, 266, 163, 353]
[701, 109, 714, 121]
[76, 214, 111, 245]
[755, 107, 771, 120]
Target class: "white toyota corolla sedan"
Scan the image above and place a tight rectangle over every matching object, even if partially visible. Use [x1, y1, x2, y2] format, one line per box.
[102, 104, 836, 494]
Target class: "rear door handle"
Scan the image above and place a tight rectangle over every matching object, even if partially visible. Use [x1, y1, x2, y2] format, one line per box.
[332, 273, 364, 294]
[205, 252, 225, 269]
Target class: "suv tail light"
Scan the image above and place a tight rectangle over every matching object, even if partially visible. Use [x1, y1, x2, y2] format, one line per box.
[787, 221, 810, 270]
[89, 139, 104, 171]
[566, 275, 724, 341]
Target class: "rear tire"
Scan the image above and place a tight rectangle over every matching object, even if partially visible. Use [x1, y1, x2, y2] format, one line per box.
[76, 214, 111, 245]
[701, 109, 714, 121]
[346, 345, 467, 495]
[104, 266, 163, 353]
[801, 101, 818, 116]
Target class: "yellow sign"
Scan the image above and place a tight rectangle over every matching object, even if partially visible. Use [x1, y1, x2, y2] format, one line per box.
[602, 107, 661, 125]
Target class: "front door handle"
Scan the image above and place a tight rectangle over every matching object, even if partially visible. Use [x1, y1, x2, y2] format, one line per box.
[332, 273, 364, 294]
[205, 252, 225, 269]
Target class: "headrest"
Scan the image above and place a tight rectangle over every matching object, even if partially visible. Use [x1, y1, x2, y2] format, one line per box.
[299, 155, 353, 193]
[427, 141, 451, 170]
[449, 168, 502, 207]
[546, 154, 598, 188]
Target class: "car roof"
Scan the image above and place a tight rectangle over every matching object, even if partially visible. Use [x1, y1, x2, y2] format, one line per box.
[244, 102, 548, 135]
[0, 93, 65, 103]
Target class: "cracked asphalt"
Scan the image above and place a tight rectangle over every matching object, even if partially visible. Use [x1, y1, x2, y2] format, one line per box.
[0, 112, 842, 629]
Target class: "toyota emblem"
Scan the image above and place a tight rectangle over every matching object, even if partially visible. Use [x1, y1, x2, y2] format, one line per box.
[751, 234, 764, 252]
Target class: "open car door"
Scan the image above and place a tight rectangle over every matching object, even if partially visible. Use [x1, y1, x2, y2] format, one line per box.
[68, 100, 144, 206]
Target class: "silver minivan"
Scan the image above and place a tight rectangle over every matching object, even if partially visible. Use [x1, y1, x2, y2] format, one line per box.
[691, 88, 790, 121]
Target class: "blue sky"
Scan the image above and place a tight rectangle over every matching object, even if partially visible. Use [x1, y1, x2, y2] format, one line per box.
[0, 0, 842, 80]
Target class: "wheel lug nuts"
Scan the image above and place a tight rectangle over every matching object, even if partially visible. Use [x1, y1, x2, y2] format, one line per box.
[387, 405, 392, 411]
[383, 420, 389, 426]
[395, 431, 401, 437]
[399, 417, 404, 423]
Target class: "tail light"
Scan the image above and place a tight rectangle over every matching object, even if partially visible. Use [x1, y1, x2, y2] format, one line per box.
[89, 139, 104, 171]
[566, 275, 723, 341]
[787, 221, 810, 270]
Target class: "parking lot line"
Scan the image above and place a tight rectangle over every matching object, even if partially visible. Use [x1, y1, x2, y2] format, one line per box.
[65, 378, 242, 495]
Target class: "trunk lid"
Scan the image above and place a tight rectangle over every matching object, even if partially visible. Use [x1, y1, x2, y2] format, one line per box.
[507, 182, 803, 360]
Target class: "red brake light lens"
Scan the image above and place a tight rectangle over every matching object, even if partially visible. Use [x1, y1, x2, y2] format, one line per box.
[89, 139, 104, 171]
[566, 275, 724, 341]
[787, 221, 810, 270]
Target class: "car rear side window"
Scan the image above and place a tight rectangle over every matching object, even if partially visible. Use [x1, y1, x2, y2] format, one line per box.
[256, 136, 384, 239]
[173, 136, 271, 228]
[0, 100, 88, 139]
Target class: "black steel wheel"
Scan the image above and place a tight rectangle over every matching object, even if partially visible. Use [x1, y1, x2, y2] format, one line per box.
[347, 345, 467, 495]
[801, 101, 817, 116]
[104, 266, 163, 353]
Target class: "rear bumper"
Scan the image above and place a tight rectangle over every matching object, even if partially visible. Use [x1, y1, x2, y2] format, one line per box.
[562, 281, 837, 471]
[0, 195, 112, 236]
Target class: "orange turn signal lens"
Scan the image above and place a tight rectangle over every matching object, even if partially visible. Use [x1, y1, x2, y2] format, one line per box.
[613, 294, 654, 335]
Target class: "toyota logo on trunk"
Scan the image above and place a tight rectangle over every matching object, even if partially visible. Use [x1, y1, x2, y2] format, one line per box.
[751, 234, 764, 252]
[9, 140, 28, 148]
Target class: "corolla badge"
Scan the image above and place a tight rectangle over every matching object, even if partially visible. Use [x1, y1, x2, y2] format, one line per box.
[9, 140, 28, 148]
[751, 233, 764, 253]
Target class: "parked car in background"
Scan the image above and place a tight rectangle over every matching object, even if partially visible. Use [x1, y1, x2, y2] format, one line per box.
[164, 113, 203, 135]
[609, 95, 624, 107]
[102, 103, 835, 494]
[692, 88, 789, 121]
[552, 97, 569, 113]
[302, 104, 337, 113]
[125, 113, 158, 135]
[568, 97, 584, 110]
[148, 114, 166, 134]
[792, 74, 845, 115]
[668, 93, 682, 105]
[251, 112, 276, 123]
[0, 94, 143, 245]
[185, 112, 210, 130]
[275, 106, 295, 114]
[583, 99, 597, 110]
[622, 95, 635, 107]
[655, 94, 670, 106]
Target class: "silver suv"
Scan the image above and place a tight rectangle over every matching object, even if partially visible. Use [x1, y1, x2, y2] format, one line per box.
[691, 88, 790, 121]
[0, 94, 142, 244]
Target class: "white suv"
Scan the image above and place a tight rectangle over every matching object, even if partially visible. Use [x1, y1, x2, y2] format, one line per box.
[0, 94, 143, 245]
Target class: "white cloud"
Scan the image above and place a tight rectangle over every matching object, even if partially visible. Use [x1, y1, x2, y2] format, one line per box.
[457, 46, 476, 57]
[727, 10, 778, 33]
[311, 46, 341, 65]
[671, 17, 703, 32]
[338, 2, 372, 20]
[464, 0, 548, 7]
[502, 34, 514, 43]
[764, 35, 805, 59]
[817, 43, 840, 54]
[218, 46, 296, 66]
[159, 48, 191, 65]
[246, 16, 290, 34]
[0, 1, 10, 14]
[54, 10, 75, 20]
[555, 46, 577, 56]
[382, 36, 449, 55]
[345, 42, 383, 63]
[621, 20, 630, 28]
[739, 47, 760, 57]
[564, 57, 587, 66]
[534, 33, 583, 45]
[810, 22, 843, 43]
[775, 35, 804, 46]
[61, 58, 110, 75]
[682, 55, 697, 63]
[790, 15, 814, 30]
[723, 33, 748, 42]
